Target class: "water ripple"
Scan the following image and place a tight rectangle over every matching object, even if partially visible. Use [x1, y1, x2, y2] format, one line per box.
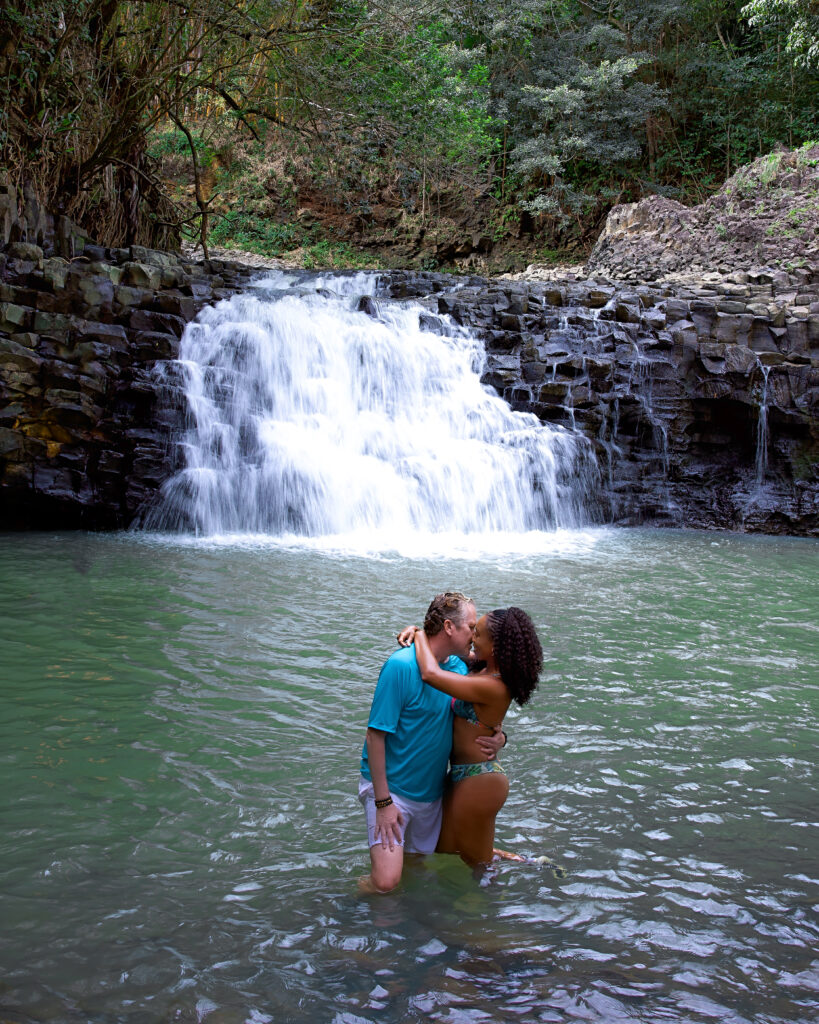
[0, 529, 817, 1023]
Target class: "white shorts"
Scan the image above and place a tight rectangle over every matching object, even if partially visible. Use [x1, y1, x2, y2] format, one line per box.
[358, 775, 442, 854]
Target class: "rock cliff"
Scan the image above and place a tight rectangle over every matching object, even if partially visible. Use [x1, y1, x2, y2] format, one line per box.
[1, 171, 817, 534]
[0, 241, 258, 527]
[385, 269, 819, 535]
[587, 147, 819, 283]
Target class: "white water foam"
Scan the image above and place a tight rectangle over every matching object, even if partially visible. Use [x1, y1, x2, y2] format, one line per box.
[142, 272, 600, 550]
[136, 526, 608, 562]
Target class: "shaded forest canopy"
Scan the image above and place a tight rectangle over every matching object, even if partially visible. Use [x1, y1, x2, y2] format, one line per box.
[1, 0, 817, 263]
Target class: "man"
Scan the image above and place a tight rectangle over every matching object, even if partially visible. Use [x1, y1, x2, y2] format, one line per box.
[358, 591, 503, 893]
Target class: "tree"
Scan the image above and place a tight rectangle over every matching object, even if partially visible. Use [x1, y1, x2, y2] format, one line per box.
[0, 1, 356, 246]
[743, 0, 819, 69]
[437, 2, 669, 228]
[440, 0, 817, 229]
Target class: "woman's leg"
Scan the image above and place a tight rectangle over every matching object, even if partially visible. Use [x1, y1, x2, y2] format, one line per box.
[437, 773, 509, 866]
[435, 781, 458, 854]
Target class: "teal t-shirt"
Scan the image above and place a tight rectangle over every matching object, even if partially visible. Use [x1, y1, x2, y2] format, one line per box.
[360, 645, 467, 802]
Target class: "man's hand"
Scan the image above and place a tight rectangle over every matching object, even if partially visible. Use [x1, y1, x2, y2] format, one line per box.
[374, 802, 405, 849]
[396, 625, 418, 648]
[476, 727, 506, 761]
[366, 729, 404, 850]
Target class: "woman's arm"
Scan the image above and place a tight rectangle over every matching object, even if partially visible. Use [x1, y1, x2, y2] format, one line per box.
[413, 629, 502, 703]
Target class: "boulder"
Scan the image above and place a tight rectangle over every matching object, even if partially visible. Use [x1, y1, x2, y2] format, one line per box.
[121, 262, 163, 289]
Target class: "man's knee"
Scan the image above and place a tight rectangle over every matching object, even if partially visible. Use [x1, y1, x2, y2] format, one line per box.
[369, 847, 403, 892]
[370, 868, 401, 892]
[371, 858, 403, 892]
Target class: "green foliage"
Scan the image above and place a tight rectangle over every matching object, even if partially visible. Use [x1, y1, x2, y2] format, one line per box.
[743, 0, 819, 68]
[299, 12, 499, 220]
[760, 152, 784, 184]
[796, 139, 819, 165]
[511, 50, 666, 221]
[3, 0, 818, 257]
[657, 16, 818, 193]
[534, 245, 577, 265]
[202, 206, 380, 269]
[148, 127, 213, 162]
[0, 0, 367, 247]
[301, 239, 380, 270]
[208, 212, 298, 254]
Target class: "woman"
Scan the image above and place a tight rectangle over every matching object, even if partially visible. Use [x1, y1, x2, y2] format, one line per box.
[403, 607, 542, 868]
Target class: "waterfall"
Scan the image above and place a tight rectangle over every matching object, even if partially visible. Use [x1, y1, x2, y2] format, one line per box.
[755, 362, 771, 489]
[143, 272, 599, 542]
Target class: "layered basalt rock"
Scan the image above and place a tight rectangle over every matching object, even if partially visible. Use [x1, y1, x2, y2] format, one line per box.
[0, 242, 259, 528]
[587, 147, 819, 283]
[385, 268, 819, 535]
[1, 240, 817, 534]
[0, 182, 90, 258]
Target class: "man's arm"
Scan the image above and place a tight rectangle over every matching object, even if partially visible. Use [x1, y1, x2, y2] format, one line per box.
[365, 727, 404, 849]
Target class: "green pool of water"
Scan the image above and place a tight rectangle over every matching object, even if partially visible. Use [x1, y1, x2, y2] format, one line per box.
[1, 528, 817, 1023]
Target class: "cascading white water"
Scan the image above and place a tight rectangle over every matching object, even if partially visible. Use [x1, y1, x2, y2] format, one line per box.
[144, 272, 599, 543]
[755, 362, 771, 489]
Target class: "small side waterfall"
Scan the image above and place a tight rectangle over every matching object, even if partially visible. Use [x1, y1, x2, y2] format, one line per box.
[755, 362, 771, 489]
[144, 273, 599, 541]
[535, 298, 676, 521]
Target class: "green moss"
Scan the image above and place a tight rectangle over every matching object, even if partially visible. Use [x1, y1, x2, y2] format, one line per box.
[789, 442, 819, 481]
[534, 246, 577, 265]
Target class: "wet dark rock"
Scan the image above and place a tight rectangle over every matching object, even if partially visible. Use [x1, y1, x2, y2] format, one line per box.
[129, 331, 179, 362]
[115, 285, 151, 310]
[419, 312, 447, 335]
[0, 241, 260, 529]
[357, 296, 380, 318]
[121, 262, 162, 290]
[1, 234, 817, 534]
[155, 291, 199, 320]
[381, 270, 819, 536]
[9, 242, 44, 262]
[615, 300, 642, 324]
[129, 308, 186, 338]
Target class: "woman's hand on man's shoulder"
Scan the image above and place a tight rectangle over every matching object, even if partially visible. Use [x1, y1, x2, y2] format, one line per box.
[396, 625, 419, 647]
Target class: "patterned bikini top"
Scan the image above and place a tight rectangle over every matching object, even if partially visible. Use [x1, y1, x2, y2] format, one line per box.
[451, 697, 496, 730]
[452, 696, 480, 724]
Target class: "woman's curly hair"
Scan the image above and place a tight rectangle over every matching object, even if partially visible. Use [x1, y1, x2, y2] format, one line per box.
[487, 607, 542, 706]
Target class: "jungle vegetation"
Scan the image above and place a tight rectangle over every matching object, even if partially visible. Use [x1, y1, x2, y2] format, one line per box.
[1, 0, 817, 257]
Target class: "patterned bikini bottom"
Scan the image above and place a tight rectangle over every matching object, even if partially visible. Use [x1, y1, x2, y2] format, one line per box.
[449, 760, 507, 785]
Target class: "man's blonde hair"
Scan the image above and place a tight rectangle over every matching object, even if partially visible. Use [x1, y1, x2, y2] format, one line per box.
[423, 591, 473, 636]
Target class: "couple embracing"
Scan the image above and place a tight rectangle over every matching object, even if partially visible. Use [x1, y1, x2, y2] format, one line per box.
[359, 591, 543, 893]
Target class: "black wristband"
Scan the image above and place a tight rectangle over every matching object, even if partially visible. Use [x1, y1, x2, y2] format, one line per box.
[501, 731, 508, 747]
[374, 796, 393, 809]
